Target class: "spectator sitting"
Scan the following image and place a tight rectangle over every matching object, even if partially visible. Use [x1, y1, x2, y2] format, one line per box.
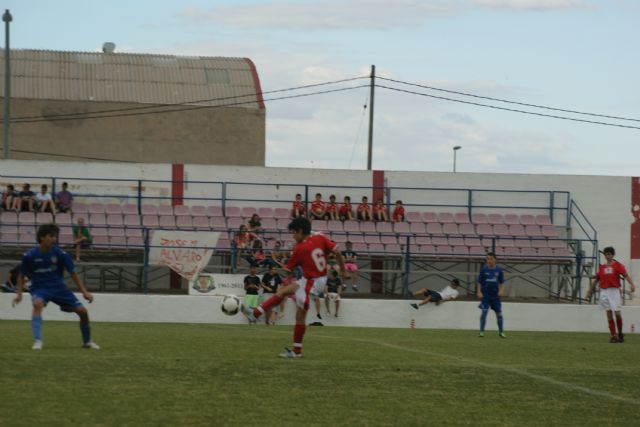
[3, 265, 30, 293]
[35, 184, 57, 214]
[2, 184, 17, 211]
[291, 193, 306, 218]
[245, 239, 275, 268]
[309, 193, 326, 220]
[372, 199, 388, 222]
[269, 240, 288, 267]
[72, 217, 93, 262]
[356, 196, 372, 221]
[392, 200, 405, 222]
[247, 213, 263, 235]
[55, 182, 73, 213]
[234, 224, 258, 268]
[13, 183, 35, 212]
[339, 196, 353, 221]
[325, 194, 339, 220]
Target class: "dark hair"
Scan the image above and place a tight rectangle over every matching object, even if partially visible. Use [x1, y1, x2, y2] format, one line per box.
[252, 239, 263, 249]
[486, 252, 497, 259]
[330, 269, 338, 277]
[41, 184, 48, 190]
[288, 217, 311, 235]
[396, 200, 402, 204]
[451, 278, 460, 286]
[37, 223, 59, 243]
[62, 182, 68, 187]
[346, 240, 352, 246]
[329, 194, 336, 200]
[315, 193, 322, 197]
[603, 246, 615, 256]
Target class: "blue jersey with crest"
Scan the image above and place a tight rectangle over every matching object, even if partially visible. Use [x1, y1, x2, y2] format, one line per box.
[477, 266, 504, 298]
[20, 245, 75, 289]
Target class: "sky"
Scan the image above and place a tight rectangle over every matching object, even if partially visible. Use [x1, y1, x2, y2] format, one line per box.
[5, 0, 640, 176]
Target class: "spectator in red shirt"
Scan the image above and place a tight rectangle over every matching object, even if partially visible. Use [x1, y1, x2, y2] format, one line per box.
[372, 199, 388, 222]
[392, 200, 405, 223]
[339, 196, 353, 221]
[356, 196, 372, 221]
[233, 225, 258, 268]
[309, 193, 326, 220]
[291, 194, 306, 218]
[325, 194, 338, 220]
[586, 246, 636, 343]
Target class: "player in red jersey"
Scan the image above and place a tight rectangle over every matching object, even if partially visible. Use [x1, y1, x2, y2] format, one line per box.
[586, 246, 636, 343]
[309, 193, 326, 220]
[391, 200, 405, 223]
[291, 193, 306, 218]
[242, 217, 345, 357]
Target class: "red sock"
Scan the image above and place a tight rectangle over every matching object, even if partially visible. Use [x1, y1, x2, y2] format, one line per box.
[616, 317, 623, 335]
[293, 324, 306, 354]
[253, 294, 282, 317]
[608, 319, 616, 336]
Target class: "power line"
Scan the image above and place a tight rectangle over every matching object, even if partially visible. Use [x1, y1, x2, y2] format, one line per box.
[10, 149, 137, 163]
[11, 76, 368, 122]
[377, 76, 640, 123]
[376, 84, 640, 131]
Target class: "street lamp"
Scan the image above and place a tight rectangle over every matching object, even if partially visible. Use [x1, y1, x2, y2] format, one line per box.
[2, 9, 12, 160]
[453, 145, 462, 173]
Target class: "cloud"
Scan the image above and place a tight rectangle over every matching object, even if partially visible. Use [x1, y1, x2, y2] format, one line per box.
[470, 0, 589, 11]
[179, 1, 457, 31]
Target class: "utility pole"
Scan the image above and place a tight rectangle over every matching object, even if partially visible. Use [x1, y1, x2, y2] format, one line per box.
[367, 65, 375, 170]
[2, 9, 12, 160]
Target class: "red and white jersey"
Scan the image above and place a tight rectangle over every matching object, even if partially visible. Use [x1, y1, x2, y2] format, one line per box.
[311, 200, 325, 213]
[286, 234, 337, 279]
[596, 261, 627, 289]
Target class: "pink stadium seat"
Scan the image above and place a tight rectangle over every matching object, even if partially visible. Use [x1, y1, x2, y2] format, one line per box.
[18, 212, 36, 224]
[541, 225, 559, 238]
[458, 223, 475, 236]
[190, 206, 207, 217]
[438, 212, 454, 224]
[343, 221, 360, 233]
[415, 235, 431, 246]
[327, 220, 343, 232]
[1, 231, 18, 245]
[487, 213, 504, 225]
[425, 223, 442, 235]
[20, 224, 36, 234]
[226, 217, 244, 229]
[368, 243, 384, 253]
[124, 214, 141, 227]
[498, 237, 515, 248]
[469, 246, 487, 257]
[548, 239, 566, 249]
[110, 236, 127, 248]
[525, 225, 542, 237]
[493, 224, 510, 236]
[410, 222, 426, 234]
[364, 234, 381, 245]
[514, 238, 531, 248]
[92, 235, 110, 248]
[385, 244, 402, 254]
[107, 214, 124, 227]
[360, 222, 376, 233]
[471, 213, 488, 224]
[58, 233, 73, 246]
[127, 236, 145, 248]
[174, 205, 190, 216]
[537, 247, 554, 258]
[443, 223, 459, 235]
[465, 237, 482, 247]
[311, 220, 328, 232]
[105, 203, 122, 215]
[241, 207, 257, 218]
[376, 222, 393, 233]
[393, 222, 410, 234]
[422, 212, 438, 223]
[208, 206, 224, 217]
[504, 214, 519, 225]
[331, 233, 348, 244]
[261, 218, 277, 230]
[276, 218, 290, 230]
[90, 214, 106, 226]
[141, 205, 158, 215]
[418, 244, 436, 255]
[476, 224, 492, 236]
[431, 236, 448, 246]
[531, 239, 548, 249]
[225, 206, 241, 217]
[454, 212, 470, 224]
[55, 213, 72, 225]
[36, 212, 54, 224]
[509, 224, 526, 237]
[73, 203, 88, 215]
[127, 227, 143, 238]
[521, 247, 537, 258]
[554, 248, 572, 258]
[452, 246, 469, 256]
[0, 224, 18, 234]
[448, 237, 465, 246]
[142, 215, 159, 228]
[58, 225, 73, 236]
[159, 216, 176, 229]
[108, 227, 125, 237]
[405, 211, 422, 223]
[157, 205, 174, 216]
[380, 234, 398, 245]
[258, 207, 274, 218]
[503, 247, 521, 258]
[122, 204, 138, 215]
[519, 214, 536, 225]
[1, 211, 18, 224]
[176, 216, 193, 229]
[436, 245, 453, 256]
[216, 239, 232, 251]
[18, 233, 35, 246]
[274, 208, 290, 219]
[536, 214, 552, 226]
[352, 243, 368, 253]
[89, 203, 105, 215]
[349, 234, 365, 244]
[193, 217, 210, 230]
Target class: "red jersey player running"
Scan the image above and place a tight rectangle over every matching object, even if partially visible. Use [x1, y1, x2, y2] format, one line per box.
[586, 246, 636, 343]
[242, 217, 345, 358]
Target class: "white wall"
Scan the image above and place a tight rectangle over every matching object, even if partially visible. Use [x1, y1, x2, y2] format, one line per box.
[2, 293, 639, 334]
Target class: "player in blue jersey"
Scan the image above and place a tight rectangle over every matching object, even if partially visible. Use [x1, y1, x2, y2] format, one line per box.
[12, 223, 100, 350]
[476, 252, 506, 338]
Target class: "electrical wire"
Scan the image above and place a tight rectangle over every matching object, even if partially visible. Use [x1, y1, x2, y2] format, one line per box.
[377, 76, 640, 123]
[348, 94, 369, 169]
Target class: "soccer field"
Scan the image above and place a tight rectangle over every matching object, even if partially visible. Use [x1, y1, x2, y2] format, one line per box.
[1, 321, 639, 426]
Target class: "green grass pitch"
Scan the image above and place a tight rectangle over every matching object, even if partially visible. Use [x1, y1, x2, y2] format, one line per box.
[1, 320, 639, 426]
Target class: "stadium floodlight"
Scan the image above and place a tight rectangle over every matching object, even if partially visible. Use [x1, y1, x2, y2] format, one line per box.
[453, 146, 462, 173]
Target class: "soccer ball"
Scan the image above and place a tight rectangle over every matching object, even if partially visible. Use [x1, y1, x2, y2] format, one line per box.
[221, 295, 241, 316]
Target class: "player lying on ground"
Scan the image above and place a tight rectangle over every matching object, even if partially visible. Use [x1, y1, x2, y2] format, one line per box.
[410, 278, 460, 309]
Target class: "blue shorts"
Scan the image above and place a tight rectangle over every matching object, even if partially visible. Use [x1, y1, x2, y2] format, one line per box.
[425, 289, 443, 302]
[31, 286, 83, 312]
[479, 297, 502, 313]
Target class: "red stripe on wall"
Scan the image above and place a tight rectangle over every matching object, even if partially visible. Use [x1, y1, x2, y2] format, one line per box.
[244, 58, 265, 110]
[370, 170, 385, 294]
[372, 170, 385, 202]
[171, 164, 184, 207]
[631, 177, 640, 259]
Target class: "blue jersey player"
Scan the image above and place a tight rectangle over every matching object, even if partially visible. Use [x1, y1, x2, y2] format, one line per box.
[476, 252, 506, 338]
[12, 224, 100, 350]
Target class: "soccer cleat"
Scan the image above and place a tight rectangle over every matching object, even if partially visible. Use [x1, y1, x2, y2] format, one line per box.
[609, 336, 618, 343]
[32, 340, 43, 350]
[352, 285, 359, 292]
[316, 313, 322, 320]
[241, 304, 257, 323]
[478, 332, 485, 338]
[618, 333, 625, 343]
[410, 303, 419, 310]
[278, 347, 302, 358]
[83, 341, 101, 350]
[499, 332, 507, 339]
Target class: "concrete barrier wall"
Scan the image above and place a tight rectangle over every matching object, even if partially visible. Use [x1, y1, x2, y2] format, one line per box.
[2, 293, 639, 334]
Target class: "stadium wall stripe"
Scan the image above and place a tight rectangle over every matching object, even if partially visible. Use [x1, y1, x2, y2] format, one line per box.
[371, 170, 385, 293]
[372, 170, 384, 202]
[171, 164, 184, 207]
[631, 177, 640, 259]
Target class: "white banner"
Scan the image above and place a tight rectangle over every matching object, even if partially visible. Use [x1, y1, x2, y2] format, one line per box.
[189, 274, 261, 296]
[149, 230, 220, 281]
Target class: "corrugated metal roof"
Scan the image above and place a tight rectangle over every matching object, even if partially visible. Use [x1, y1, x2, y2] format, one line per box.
[0, 49, 262, 109]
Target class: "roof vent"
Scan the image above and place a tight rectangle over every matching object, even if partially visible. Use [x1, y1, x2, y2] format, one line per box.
[102, 42, 116, 53]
